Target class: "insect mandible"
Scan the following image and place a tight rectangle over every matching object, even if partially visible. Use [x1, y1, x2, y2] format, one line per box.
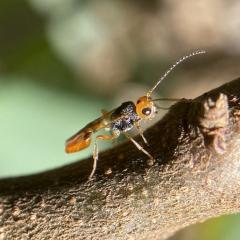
[65, 50, 206, 179]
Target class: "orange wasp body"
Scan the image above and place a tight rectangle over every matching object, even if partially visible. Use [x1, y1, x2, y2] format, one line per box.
[65, 50, 206, 179]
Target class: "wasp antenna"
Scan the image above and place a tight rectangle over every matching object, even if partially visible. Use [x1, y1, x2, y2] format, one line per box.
[147, 50, 206, 97]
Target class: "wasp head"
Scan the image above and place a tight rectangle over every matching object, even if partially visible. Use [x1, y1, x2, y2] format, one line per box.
[136, 96, 157, 120]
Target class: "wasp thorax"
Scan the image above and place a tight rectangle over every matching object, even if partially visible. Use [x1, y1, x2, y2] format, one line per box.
[136, 96, 156, 120]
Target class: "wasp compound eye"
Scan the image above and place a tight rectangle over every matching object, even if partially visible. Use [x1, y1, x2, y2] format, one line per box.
[142, 107, 152, 116]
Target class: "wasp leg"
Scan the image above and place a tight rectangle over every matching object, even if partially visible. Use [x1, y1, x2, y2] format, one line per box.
[89, 139, 99, 180]
[88, 132, 119, 180]
[135, 122, 149, 146]
[123, 132, 154, 166]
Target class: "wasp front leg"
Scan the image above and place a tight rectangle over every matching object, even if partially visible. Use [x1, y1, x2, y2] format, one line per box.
[89, 131, 119, 180]
[135, 121, 149, 146]
[123, 132, 154, 166]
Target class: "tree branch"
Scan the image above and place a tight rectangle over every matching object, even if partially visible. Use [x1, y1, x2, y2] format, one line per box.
[1, 78, 240, 240]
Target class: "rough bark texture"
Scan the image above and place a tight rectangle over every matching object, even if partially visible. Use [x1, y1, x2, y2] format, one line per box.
[1, 78, 240, 240]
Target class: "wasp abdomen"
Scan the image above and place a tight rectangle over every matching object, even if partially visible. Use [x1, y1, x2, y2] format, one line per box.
[65, 129, 92, 153]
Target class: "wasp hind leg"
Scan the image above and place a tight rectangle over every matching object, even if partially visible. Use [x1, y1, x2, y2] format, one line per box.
[88, 131, 119, 180]
[124, 132, 155, 166]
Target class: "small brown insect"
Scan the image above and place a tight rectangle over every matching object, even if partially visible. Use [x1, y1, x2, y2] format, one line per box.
[65, 50, 206, 179]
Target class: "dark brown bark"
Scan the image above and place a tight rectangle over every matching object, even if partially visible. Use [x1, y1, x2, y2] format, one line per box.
[1, 78, 240, 240]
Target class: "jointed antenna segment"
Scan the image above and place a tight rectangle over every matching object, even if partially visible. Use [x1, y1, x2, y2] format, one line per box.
[147, 50, 206, 97]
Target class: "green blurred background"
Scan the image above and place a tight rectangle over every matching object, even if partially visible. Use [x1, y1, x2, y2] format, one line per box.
[1, 1, 240, 239]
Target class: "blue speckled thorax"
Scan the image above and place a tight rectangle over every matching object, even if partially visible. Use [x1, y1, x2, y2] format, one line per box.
[110, 101, 140, 132]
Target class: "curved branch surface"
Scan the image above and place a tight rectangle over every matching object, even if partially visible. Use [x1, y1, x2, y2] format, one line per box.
[1, 78, 240, 240]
